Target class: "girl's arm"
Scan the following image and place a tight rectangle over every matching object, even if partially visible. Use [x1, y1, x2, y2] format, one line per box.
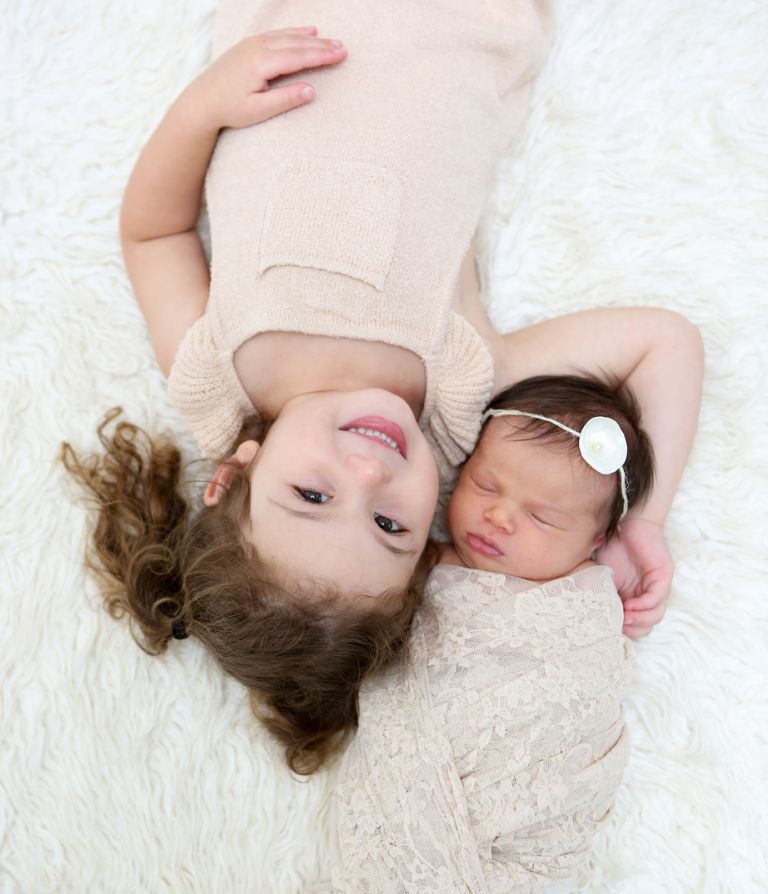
[488, 307, 705, 635]
[120, 27, 347, 375]
[120, 97, 218, 376]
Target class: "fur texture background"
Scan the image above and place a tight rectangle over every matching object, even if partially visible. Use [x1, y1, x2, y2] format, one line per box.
[2, 1, 766, 891]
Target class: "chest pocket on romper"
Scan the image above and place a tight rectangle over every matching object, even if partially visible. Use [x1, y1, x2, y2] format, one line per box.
[257, 158, 402, 291]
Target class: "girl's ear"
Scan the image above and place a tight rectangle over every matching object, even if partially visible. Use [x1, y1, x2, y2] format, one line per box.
[591, 531, 607, 551]
[204, 440, 260, 506]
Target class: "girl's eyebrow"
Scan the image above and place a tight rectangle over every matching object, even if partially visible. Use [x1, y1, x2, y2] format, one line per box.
[381, 540, 416, 557]
[270, 500, 330, 522]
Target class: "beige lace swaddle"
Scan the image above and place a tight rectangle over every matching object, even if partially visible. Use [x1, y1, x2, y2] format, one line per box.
[309, 564, 633, 893]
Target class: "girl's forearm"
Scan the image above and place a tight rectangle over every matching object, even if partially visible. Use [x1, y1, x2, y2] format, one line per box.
[492, 307, 705, 527]
[120, 86, 220, 244]
[621, 314, 704, 526]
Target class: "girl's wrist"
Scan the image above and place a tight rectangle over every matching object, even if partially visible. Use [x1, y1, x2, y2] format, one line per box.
[623, 514, 664, 530]
[173, 78, 224, 138]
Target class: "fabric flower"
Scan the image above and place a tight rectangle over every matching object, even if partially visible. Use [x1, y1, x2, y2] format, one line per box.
[578, 416, 627, 475]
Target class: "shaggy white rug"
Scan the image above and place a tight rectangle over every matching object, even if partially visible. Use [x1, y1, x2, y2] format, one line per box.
[2, 1, 766, 892]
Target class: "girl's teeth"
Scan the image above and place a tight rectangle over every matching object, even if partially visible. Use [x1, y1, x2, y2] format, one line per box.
[346, 427, 400, 453]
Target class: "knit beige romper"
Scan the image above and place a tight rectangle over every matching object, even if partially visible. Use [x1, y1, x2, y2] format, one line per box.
[168, 0, 552, 481]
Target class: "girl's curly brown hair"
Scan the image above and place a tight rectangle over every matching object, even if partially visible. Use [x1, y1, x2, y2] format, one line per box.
[62, 409, 439, 775]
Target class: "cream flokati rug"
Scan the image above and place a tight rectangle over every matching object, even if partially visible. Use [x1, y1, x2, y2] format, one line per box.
[2, 0, 767, 891]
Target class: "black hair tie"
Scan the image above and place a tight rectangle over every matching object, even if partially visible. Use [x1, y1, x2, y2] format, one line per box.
[171, 619, 189, 640]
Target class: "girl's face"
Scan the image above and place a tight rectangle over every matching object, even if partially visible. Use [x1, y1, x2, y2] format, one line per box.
[446, 421, 610, 581]
[245, 389, 440, 599]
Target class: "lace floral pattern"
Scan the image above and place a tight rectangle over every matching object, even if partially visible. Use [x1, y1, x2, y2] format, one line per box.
[309, 565, 633, 893]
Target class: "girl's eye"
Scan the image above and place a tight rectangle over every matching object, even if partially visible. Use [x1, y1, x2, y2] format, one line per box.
[374, 513, 406, 535]
[295, 488, 330, 504]
[473, 477, 496, 493]
[530, 513, 553, 528]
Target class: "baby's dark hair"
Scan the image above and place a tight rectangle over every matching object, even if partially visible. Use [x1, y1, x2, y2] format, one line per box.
[482, 373, 655, 537]
[62, 409, 439, 775]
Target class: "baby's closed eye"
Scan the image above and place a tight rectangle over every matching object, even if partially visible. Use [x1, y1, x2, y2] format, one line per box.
[471, 475, 497, 493]
[529, 511, 566, 530]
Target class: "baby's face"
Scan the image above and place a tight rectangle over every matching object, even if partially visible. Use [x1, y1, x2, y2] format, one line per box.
[446, 421, 612, 581]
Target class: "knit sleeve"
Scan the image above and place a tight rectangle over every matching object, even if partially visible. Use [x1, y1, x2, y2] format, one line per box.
[423, 312, 495, 485]
[167, 314, 252, 460]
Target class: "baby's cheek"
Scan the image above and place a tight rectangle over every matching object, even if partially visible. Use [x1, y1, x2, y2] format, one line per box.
[445, 508, 460, 545]
[445, 487, 470, 536]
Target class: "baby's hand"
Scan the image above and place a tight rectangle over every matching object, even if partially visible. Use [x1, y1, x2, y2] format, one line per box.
[189, 26, 347, 130]
[595, 517, 674, 639]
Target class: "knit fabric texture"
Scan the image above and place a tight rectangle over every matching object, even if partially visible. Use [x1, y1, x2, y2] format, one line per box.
[168, 0, 552, 479]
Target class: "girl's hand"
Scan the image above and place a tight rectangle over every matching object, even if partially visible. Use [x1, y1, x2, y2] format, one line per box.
[189, 26, 347, 130]
[595, 517, 674, 639]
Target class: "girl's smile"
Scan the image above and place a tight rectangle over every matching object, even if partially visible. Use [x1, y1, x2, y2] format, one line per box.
[340, 416, 407, 457]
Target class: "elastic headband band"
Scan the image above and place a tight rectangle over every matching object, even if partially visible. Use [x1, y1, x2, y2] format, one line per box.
[481, 408, 629, 519]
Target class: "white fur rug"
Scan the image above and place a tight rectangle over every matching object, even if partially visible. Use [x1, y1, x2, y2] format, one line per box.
[2, 1, 767, 892]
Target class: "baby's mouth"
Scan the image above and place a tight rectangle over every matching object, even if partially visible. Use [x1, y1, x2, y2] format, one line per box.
[466, 532, 504, 558]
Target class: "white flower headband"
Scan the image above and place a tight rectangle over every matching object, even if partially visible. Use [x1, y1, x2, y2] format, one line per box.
[481, 409, 629, 519]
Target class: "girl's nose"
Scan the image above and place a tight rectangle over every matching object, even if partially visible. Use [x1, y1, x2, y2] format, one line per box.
[484, 503, 515, 534]
[346, 452, 392, 486]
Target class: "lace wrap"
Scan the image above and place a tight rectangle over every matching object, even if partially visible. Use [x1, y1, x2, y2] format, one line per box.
[310, 564, 633, 893]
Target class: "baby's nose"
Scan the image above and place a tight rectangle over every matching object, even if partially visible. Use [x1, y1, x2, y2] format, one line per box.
[485, 504, 515, 534]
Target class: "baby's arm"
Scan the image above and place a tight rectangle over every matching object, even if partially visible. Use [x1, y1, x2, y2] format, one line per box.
[120, 28, 346, 375]
[488, 307, 704, 634]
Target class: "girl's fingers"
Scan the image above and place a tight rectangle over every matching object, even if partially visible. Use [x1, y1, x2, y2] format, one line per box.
[251, 82, 315, 122]
[622, 574, 669, 612]
[263, 26, 318, 36]
[263, 36, 344, 51]
[622, 590, 663, 612]
[259, 45, 347, 81]
[624, 609, 661, 628]
[623, 603, 665, 635]
[623, 623, 651, 639]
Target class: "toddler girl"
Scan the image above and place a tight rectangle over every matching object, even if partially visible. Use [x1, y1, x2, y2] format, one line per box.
[64, 5, 553, 774]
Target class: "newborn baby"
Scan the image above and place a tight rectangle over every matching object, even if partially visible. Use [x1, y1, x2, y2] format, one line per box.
[441, 373, 656, 582]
